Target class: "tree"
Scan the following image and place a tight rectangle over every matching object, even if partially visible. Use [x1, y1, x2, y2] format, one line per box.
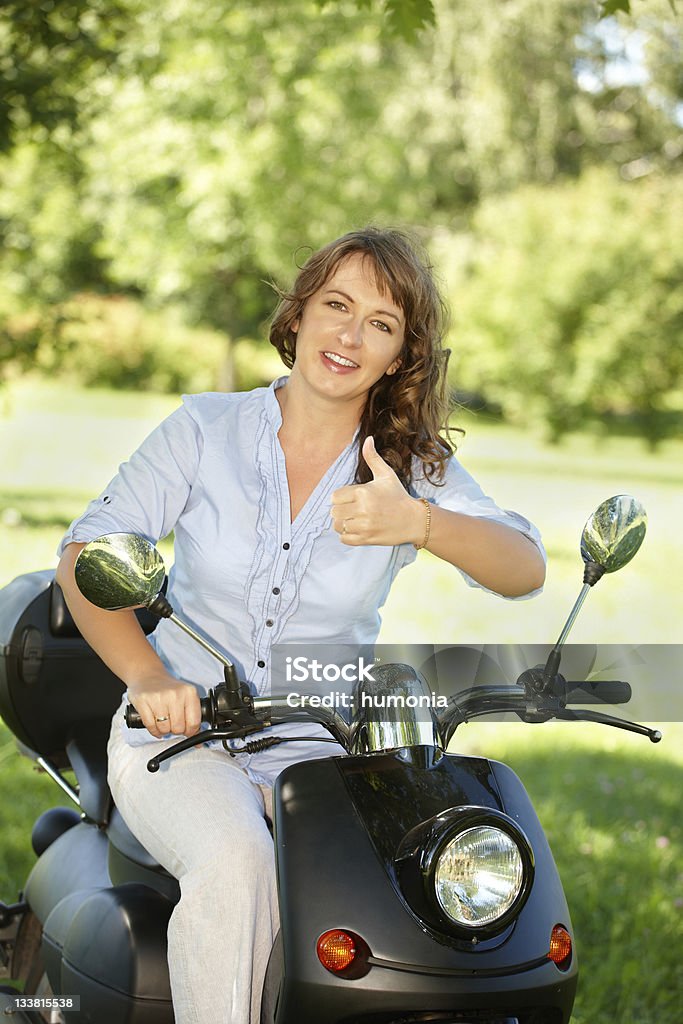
[0, 0, 437, 151]
[1, 0, 681, 409]
[449, 168, 683, 444]
[0, 0, 140, 153]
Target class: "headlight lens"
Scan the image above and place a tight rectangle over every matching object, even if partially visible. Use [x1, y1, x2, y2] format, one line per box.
[434, 825, 524, 927]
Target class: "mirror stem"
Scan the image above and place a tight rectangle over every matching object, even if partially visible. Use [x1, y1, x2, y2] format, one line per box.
[583, 560, 605, 586]
[555, 582, 591, 648]
[541, 560, 607, 689]
[169, 613, 237, 672]
[542, 582, 591, 688]
[148, 592, 238, 672]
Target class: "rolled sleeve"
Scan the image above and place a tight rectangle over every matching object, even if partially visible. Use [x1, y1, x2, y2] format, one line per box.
[415, 456, 546, 601]
[57, 400, 202, 558]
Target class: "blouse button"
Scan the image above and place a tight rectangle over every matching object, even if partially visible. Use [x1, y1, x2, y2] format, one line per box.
[257, 659, 265, 668]
[265, 619, 274, 627]
[272, 587, 280, 595]
[283, 542, 290, 550]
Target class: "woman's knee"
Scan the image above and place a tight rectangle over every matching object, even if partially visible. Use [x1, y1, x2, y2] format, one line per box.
[172, 828, 275, 924]
[196, 820, 274, 878]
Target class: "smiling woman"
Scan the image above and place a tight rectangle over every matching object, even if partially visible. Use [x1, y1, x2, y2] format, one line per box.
[53, 225, 546, 1024]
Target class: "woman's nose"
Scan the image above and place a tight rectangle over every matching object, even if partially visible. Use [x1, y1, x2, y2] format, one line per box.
[338, 317, 363, 348]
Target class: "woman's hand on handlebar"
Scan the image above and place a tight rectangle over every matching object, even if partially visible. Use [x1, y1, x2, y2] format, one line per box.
[127, 673, 203, 738]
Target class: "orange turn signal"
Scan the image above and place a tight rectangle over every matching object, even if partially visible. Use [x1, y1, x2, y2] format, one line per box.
[548, 924, 573, 970]
[316, 930, 357, 973]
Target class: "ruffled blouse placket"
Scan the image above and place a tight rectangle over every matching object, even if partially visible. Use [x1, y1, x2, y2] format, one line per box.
[244, 385, 359, 694]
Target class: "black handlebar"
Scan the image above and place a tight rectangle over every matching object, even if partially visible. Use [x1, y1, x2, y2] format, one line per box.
[562, 680, 632, 705]
[124, 676, 632, 731]
[518, 666, 632, 705]
[125, 697, 214, 729]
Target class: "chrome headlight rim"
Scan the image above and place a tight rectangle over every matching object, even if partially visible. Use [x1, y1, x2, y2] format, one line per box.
[420, 807, 535, 938]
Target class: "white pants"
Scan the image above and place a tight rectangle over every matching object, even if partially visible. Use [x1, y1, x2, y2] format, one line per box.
[107, 708, 278, 1024]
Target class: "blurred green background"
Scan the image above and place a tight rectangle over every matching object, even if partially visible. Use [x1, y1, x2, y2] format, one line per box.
[1, 1, 682, 1020]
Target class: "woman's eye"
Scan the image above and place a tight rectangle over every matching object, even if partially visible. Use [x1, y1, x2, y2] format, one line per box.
[372, 320, 391, 333]
[328, 300, 346, 311]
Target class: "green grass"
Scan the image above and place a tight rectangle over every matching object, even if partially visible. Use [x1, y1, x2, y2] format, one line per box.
[1, 377, 682, 1022]
[0, 726, 79, 891]
[455, 721, 683, 1024]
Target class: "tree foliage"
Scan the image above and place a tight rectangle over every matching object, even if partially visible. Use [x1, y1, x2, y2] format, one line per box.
[450, 169, 683, 444]
[1, 0, 681, 427]
[0, 0, 139, 153]
[0, 0, 435, 151]
[599, 0, 678, 15]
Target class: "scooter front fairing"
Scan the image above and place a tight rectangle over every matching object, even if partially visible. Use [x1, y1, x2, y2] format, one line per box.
[265, 747, 576, 1024]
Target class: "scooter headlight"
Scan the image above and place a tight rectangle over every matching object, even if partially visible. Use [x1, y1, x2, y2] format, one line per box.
[434, 825, 524, 927]
[396, 806, 534, 937]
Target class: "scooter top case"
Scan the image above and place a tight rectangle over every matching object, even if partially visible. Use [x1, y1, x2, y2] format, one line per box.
[1, 571, 177, 1024]
[0, 569, 159, 763]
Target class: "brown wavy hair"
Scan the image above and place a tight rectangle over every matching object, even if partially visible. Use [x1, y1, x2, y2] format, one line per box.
[269, 227, 457, 487]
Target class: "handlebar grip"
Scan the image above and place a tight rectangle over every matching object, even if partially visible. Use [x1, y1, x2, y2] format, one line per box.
[125, 696, 212, 729]
[563, 680, 632, 705]
[125, 705, 143, 728]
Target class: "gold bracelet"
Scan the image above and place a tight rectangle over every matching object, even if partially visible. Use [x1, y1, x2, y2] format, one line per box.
[414, 497, 431, 550]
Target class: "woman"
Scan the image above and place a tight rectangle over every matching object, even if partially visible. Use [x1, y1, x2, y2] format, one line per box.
[56, 227, 546, 1024]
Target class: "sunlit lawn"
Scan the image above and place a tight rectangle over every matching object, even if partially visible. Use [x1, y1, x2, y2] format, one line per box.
[1, 377, 682, 1022]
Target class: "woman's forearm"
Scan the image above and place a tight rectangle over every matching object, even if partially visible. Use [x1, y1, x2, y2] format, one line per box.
[423, 505, 546, 597]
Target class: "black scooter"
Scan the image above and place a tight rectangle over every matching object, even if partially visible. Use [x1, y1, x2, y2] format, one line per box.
[0, 495, 661, 1024]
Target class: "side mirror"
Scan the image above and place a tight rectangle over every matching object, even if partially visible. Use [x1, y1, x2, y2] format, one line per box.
[540, 495, 647, 690]
[74, 533, 237, 677]
[75, 533, 166, 611]
[580, 494, 647, 576]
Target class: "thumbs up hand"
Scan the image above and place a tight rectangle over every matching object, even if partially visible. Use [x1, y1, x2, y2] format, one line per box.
[331, 436, 427, 547]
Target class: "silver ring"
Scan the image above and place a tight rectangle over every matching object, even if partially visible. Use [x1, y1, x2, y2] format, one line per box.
[155, 715, 170, 723]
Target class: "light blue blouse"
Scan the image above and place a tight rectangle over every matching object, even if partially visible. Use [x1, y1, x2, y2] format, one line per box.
[58, 377, 545, 783]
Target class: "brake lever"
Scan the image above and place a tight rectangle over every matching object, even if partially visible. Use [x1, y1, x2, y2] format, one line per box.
[146, 717, 268, 772]
[145, 677, 269, 772]
[551, 707, 662, 743]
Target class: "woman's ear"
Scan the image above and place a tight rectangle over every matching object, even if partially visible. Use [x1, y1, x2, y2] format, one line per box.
[291, 317, 300, 334]
[386, 357, 401, 376]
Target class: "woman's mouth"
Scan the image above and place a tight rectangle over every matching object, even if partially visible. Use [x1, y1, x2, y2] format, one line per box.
[320, 351, 360, 373]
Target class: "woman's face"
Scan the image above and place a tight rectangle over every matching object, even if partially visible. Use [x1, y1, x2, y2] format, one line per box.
[289, 252, 405, 408]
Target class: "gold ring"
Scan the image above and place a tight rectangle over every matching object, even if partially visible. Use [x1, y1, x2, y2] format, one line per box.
[342, 520, 347, 534]
[155, 715, 170, 723]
